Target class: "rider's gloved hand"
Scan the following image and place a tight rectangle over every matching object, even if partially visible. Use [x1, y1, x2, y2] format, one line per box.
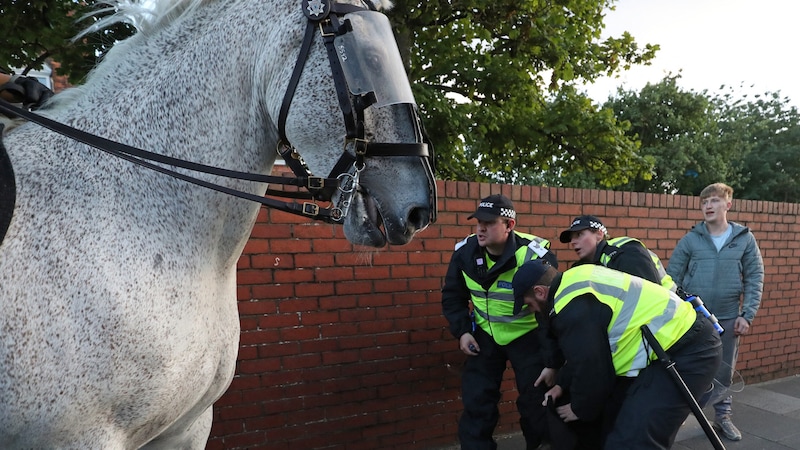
[1, 75, 54, 111]
[13, 76, 54, 110]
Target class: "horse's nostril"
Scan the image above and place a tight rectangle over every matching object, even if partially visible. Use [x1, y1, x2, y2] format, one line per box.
[407, 206, 430, 232]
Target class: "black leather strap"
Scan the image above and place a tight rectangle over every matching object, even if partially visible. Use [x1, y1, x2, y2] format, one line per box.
[278, 19, 316, 148]
[0, 99, 344, 223]
[0, 2, 437, 226]
[0, 76, 54, 111]
[0, 124, 16, 245]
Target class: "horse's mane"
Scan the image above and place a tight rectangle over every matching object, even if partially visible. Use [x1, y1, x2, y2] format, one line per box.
[41, 0, 208, 110]
[79, 0, 392, 37]
[44, 0, 393, 110]
[78, 0, 208, 37]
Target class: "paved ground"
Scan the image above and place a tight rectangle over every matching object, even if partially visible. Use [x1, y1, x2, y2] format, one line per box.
[436, 374, 800, 449]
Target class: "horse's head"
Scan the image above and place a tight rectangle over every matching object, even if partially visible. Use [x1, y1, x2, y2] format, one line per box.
[269, 0, 437, 247]
[44, 0, 435, 248]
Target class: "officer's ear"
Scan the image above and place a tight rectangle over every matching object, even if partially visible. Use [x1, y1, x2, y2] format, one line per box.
[533, 285, 549, 303]
[506, 218, 516, 231]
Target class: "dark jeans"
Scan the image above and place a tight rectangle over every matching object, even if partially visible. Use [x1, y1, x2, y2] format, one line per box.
[458, 327, 549, 450]
[712, 317, 739, 419]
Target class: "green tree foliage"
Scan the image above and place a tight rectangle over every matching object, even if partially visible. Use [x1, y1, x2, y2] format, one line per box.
[0, 0, 134, 81]
[720, 89, 800, 202]
[603, 75, 742, 194]
[4, 0, 659, 188]
[386, 0, 658, 184]
[605, 75, 800, 201]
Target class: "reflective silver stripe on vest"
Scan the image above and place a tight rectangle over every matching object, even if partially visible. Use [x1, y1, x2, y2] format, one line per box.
[473, 305, 521, 323]
[554, 276, 644, 354]
[629, 290, 682, 375]
[470, 289, 518, 323]
[470, 289, 514, 303]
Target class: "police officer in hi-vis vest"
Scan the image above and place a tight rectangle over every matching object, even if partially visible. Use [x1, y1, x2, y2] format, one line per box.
[512, 260, 721, 449]
[442, 194, 558, 450]
[559, 215, 676, 291]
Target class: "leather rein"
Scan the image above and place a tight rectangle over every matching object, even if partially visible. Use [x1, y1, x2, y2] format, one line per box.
[0, 0, 436, 225]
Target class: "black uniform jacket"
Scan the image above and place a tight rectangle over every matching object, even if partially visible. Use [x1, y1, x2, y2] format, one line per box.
[441, 232, 557, 340]
[544, 273, 618, 422]
[583, 239, 661, 285]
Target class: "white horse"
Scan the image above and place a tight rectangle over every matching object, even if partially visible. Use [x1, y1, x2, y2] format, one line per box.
[0, 0, 435, 447]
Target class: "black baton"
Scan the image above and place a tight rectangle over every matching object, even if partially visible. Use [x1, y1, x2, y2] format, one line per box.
[641, 325, 725, 450]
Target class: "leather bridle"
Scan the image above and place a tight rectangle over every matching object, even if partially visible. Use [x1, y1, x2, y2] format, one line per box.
[0, 0, 437, 225]
[278, 0, 437, 223]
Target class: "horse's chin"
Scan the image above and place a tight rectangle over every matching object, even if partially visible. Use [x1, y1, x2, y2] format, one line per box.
[343, 192, 414, 247]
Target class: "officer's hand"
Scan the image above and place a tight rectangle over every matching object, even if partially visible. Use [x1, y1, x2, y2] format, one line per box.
[534, 367, 557, 387]
[556, 403, 578, 422]
[542, 384, 563, 406]
[12, 76, 54, 110]
[460, 333, 480, 355]
[734, 316, 750, 336]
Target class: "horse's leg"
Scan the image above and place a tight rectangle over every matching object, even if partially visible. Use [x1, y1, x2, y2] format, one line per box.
[139, 407, 212, 450]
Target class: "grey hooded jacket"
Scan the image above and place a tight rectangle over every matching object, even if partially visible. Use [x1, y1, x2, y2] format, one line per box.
[666, 221, 764, 322]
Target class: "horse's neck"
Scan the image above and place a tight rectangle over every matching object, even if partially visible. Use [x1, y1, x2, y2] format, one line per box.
[40, 2, 289, 267]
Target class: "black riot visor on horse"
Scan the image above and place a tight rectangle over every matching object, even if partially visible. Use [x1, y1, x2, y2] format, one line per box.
[334, 11, 415, 108]
[280, 1, 437, 246]
[329, 9, 436, 226]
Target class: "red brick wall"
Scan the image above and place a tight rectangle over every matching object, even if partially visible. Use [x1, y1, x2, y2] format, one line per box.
[208, 179, 800, 450]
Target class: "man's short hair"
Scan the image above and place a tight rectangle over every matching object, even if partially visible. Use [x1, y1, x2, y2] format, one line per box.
[700, 183, 733, 201]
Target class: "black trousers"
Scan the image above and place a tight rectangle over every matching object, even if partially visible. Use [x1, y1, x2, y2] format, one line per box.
[458, 327, 549, 450]
[545, 377, 633, 450]
[604, 315, 723, 449]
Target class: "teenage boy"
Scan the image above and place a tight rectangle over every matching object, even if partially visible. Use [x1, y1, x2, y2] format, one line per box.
[667, 182, 764, 441]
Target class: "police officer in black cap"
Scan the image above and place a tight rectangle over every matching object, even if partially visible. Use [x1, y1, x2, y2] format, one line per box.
[559, 215, 674, 290]
[442, 194, 558, 450]
[512, 260, 721, 449]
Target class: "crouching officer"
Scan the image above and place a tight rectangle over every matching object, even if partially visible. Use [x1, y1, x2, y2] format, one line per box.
[512, 261, 722, 449]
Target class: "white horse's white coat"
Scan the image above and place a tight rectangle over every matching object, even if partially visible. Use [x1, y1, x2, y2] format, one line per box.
[0, 0, 432, 448]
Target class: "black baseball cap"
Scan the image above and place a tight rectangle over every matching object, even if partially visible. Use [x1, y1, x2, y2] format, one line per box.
[468, 194, 516, 221]
[512, 259, 551, 314]
[559, 215, 607, 243]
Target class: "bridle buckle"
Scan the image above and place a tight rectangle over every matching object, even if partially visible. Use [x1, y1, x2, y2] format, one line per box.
[307, 176, 326, 189]
[302, 202, 321, 216]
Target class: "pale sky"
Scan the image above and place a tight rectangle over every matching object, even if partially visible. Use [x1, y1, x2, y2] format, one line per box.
[583, 0, 800, 106]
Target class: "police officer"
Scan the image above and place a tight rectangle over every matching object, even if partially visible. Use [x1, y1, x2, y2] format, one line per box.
[442, 194, 558, 450]
[512, 260, 722, 449]
[559, 215, 675, 291]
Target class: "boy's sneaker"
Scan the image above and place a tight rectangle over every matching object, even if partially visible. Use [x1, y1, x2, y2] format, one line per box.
[714, 416, 742, 441]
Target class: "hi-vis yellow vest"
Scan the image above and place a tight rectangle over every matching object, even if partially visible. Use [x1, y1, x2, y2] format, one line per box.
[553, 265, 695, 376]
[463, 232, 550, 345]
[600, 236, 677, 292]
